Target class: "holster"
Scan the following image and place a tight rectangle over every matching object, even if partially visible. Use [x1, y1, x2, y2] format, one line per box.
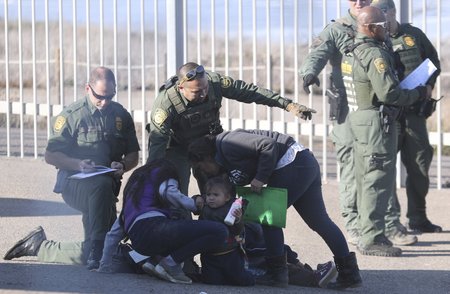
[379, 105, 402, 134]
[326, 87, 346, 123]
[417, 97, 439, 118]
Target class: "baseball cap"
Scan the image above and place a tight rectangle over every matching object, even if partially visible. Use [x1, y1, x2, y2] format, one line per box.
[371, 0, 396, 11]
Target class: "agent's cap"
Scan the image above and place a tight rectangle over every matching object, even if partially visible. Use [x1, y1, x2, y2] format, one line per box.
[371, 0, 396, 11]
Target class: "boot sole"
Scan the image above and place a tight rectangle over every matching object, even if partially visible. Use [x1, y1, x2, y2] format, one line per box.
[318, 265, 338, 288]
[3, 226, 45, 260]
[357, 248, 402, 257]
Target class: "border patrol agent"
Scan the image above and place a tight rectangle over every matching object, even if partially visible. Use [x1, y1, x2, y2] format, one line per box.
[299, 0, 372, 245]
[372, 0, 442, 234]
[147, 62, 316, 196]
[4, 67, 140, 269]
[341, 6, 431, 257]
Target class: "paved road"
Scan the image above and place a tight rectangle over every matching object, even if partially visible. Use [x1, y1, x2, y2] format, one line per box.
[0, 157, 449, 294]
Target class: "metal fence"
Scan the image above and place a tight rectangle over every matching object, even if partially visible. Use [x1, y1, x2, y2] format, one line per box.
[0, 0, 449, 189]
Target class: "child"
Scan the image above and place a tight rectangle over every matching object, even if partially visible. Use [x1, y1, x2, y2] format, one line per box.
[195, 176, 255, 286]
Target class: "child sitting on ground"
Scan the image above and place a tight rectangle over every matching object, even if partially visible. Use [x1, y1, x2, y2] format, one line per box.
[194, 176, 255, 286]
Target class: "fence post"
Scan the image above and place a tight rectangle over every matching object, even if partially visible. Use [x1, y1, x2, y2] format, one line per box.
[166, 0, 184, 77]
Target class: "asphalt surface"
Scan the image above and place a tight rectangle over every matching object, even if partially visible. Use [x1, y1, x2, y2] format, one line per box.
[0, 157, 449, 294]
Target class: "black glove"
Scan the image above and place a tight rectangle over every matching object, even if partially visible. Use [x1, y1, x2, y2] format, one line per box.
[303, 74, 320, 94]
[286, 103, 317, 120]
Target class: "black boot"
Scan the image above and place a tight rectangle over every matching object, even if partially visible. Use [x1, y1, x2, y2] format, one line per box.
[4, 226, 46, 260]
[327, 252, 362, 289]
[255, 255, 288, 288]
[86, 240, 104, 270]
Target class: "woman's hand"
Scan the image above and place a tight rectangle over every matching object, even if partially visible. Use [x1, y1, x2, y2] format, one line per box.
[250, 178, 264, 194]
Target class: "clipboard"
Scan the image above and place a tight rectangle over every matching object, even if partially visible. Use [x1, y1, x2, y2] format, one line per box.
[236, 186, 287, 228]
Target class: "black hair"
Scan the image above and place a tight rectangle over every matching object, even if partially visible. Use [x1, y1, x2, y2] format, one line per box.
[187, 134, 217, 163]
[122, 158, 179, 209]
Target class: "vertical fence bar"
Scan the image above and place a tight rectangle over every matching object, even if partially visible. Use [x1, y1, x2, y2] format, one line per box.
[154, 0, 159, 94]
[100, 0, 104, 65]
[211, 0, 216, 70]
[183, 0, 188, 63]
[86, 0, 90, 79]
[113, 0, 118, 100]
[252, 0, 258, 129]
[293, 0, 299, 143]
[238, 0, 243, 128]
[73, 0, 78, 102]
[224, 0, 230, 129]
[321, 0, 328, 180]
[45, 0, 51, 137]
[127, 0, 131, 109]
[279, 0, 286, 133]
[436, 0, 442, 189]
[265, 0, 272, 130]
[197, 0, 201, 64]
[18, 0, 24, 157]
[32, 0, 38, 158]
[4, 0, 10, 156]
[140, 0, 146, 163]
[307, 0, 313, 150]
[59, 0, 65, 106]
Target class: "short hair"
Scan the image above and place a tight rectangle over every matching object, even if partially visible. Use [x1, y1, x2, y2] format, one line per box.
[177, 62, 200, 80]
[205, 176, 235, 199]
[89, 66, 116, 86]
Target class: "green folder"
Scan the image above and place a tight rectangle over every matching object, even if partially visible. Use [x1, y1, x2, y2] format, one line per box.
[236, 186, 287, 228]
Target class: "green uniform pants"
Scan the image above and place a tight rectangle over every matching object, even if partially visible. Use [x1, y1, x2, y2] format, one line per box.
[349, 109, 398, 246]
[330, 117, 358, 233]
[386, 112, 434, 226]
[38, 175, 117, 264]
[165, 145, 192, 195]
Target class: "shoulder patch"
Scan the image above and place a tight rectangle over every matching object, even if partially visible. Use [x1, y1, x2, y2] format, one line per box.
[115, 117, 123, 131]
[220, 76, 232, 88]
[153, 108, 168, 126]
[374, 58, 387, 74]
[403, 36, 415, 47]
[53, 116, 66, 133]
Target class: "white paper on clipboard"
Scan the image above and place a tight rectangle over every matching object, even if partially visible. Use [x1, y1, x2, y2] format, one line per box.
[399, 58, 437, 90]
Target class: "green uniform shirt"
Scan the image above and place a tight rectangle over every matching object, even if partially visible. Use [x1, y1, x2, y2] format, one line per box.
[342, 34, 422, 110]
[390, 23, 441, 87]
[47, 96, 140, 167]
[299, 10, 357, 90]
[148, 72, 291, 162]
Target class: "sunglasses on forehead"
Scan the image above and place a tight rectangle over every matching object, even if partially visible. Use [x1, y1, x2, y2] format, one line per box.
[364, 21, 388, 29]
[179, 65, 205, 85]
[349, 0, 368, 3]
[89, 84, 116, 100]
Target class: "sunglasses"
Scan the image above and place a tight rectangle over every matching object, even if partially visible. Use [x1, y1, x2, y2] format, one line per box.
[364, 21, 388, 29]
[89, 84, 116, 100]
[349, 0, 368, 3]
[179, 65, 205, 85]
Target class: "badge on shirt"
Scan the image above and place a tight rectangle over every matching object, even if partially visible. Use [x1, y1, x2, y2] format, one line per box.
[116, 117, 123, 131]
[153, 108, 168, 126]
[53, 116, 66, 133]
[374, 58, 387, 74]
[403, 36, 415, 47]
[220, 76, 232, 88]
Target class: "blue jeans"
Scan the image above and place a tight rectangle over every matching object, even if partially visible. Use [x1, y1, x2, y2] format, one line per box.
[128, 216, 228, 263]
[265, 150, 350, 258]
